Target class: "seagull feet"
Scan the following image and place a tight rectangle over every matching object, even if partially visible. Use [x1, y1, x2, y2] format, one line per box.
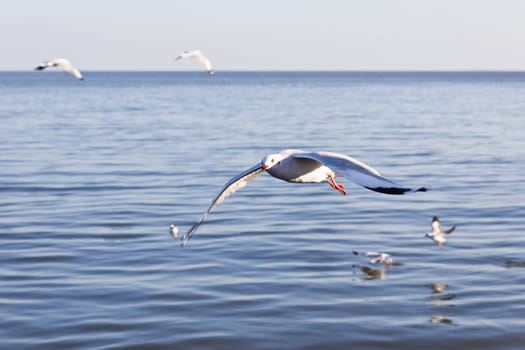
[327, 176, 347, 195]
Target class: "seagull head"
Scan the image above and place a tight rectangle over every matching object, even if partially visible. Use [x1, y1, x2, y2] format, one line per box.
[261, 153, 284, 170]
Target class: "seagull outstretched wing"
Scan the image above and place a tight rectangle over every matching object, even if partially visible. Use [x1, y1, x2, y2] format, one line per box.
[179, 164, 264, 246]
[293, 151, 427, 194]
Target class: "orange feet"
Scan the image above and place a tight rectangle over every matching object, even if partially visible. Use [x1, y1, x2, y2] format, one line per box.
[327, 176, 346, 195]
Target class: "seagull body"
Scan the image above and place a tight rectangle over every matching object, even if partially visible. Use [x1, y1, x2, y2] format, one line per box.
[353, 250, 393, 265]
[170, 224, 179, 238]
[34, 58, 83, 80]
[175, 50, 214, 75]
[177, 149, 427, 246]
[426, 216, 455, 249]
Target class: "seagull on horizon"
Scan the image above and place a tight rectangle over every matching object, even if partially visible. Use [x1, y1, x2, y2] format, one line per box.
[34, 58, 83, 80]
[174, 149, 427, 246]
[174, 50, 214, 75]
[425, 216, 456, 249]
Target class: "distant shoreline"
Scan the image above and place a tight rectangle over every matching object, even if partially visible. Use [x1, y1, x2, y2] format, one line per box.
[2, 70, 525, 73]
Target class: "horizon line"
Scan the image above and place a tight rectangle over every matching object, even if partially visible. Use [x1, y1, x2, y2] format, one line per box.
[2, 69, 525, 73]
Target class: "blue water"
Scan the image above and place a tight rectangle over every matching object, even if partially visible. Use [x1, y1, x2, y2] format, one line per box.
[1, 71, 524, 349]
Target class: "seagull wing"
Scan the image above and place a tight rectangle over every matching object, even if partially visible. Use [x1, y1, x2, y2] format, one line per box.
[196, 54, 213, 74]
[180, 164, 265, 246]
[293, 151, 427, 194]
[370, 256, 382, 264]
[35, 58, 83, 80]
[66, 65, 83, 80]
[54, 59, 83, 80]
[361, 251, 381, 257]
[174, 51, 189, 60]
[34, 61, 52, 70]
[444, 225, 456, 235]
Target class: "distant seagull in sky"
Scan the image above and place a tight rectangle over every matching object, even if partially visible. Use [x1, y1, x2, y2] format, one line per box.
[175, 149, 427, 246]
[34, 58, 83, 80]
[175, 50, 214, 75]
[353, 251, 393, 265]
[425, 216, 456, 249]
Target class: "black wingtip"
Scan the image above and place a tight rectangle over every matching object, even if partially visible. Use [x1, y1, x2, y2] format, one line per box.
[446, 225, 456, 234]
[364, 186, 429, 195]
[365, 187, 411, 195]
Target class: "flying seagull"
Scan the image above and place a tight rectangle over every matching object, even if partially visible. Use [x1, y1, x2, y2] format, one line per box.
[425, 216, 456, 248]
[353, 251, 393, 265]
[176, 149, 427, 246]
[175, 50, 214, 75]
[34, 58, 83, 80]
[170, 224, 179, 238]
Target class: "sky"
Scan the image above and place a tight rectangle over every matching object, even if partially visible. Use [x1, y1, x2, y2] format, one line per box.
[1, 0, 524, 71]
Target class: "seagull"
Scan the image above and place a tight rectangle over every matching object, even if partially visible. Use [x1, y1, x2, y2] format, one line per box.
[170, 224, 179, 238]
[34, 58, 83, 80]
[175, 50, 214, 75]
[353, 250, 393, 265]
[425, 216, 456, 249]
[176, 149, 427, 246]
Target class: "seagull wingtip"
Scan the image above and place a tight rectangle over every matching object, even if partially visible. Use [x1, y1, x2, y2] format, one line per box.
[180, 236, 190, 247]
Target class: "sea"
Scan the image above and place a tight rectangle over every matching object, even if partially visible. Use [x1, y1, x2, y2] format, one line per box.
[0, 71, 524, 350]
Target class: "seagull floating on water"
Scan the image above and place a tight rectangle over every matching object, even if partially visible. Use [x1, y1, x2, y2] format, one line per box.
[176, 149, 427, 246]
[425, 216, 456, 249]
[175, 50, 214, 75]
[34, 58, 83, 80]
[353, 250, 393, 265]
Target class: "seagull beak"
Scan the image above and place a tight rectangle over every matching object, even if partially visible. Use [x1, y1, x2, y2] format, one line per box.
[262, 164, 269, 170]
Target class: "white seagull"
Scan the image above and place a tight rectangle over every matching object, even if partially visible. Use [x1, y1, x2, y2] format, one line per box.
[425, 216, 456, 249]
[353, 251, 393, 265]
[175, 50, 214, 75]
[34, 58, 84, 80]
[170, 224, 179, 238]
[176, 149, 427, 246]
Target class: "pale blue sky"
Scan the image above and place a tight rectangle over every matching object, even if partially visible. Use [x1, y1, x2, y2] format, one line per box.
[1, 0, 524, 71]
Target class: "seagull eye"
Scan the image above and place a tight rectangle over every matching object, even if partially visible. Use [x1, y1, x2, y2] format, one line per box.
[270, 158, 275, 163]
